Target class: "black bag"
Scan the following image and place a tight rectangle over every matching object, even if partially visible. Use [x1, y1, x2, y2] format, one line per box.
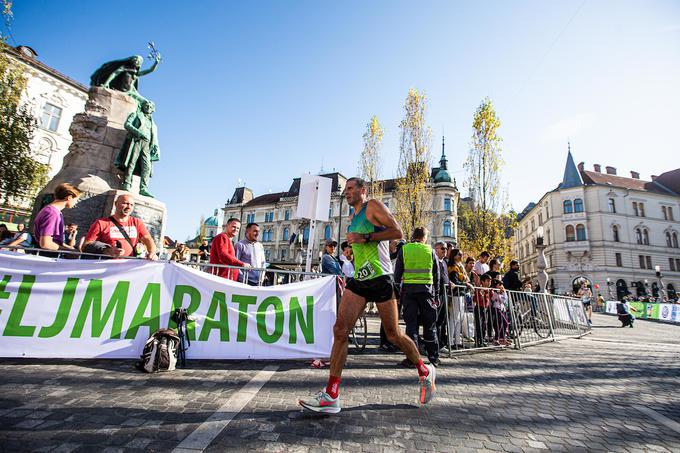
[136, 329, 180, 373]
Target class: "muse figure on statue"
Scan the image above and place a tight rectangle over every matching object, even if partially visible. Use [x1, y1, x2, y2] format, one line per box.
[90, 54, 161, 104]
[115, 100, 160, 197]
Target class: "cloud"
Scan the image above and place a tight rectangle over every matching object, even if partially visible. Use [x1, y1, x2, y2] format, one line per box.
[538, 113, 597, 144]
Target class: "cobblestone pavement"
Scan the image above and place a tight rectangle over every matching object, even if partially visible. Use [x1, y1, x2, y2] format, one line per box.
[1, 312, 679, 452]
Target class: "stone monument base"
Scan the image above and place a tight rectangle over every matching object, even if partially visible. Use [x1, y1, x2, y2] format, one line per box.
[32, 87, 166, 248]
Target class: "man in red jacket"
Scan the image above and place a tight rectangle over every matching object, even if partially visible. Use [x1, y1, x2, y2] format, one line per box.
[210, 218, 250, 280]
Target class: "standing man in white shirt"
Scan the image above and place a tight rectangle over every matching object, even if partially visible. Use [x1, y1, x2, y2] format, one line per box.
[473, 251, 490, 286]
[235, 223, 267, 286]
[339, 241, 354, 278]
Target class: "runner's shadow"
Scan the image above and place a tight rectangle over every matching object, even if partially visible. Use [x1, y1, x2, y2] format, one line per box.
[342, 403, 417, 412]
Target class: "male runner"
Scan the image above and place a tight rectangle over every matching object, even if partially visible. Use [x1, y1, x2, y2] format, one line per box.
[298, 177, 436, 414]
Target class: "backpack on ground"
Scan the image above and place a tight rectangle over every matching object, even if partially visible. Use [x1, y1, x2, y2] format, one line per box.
[136, 328, 181, 373]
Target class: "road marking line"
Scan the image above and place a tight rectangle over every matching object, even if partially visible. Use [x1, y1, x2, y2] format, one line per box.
[634, 405, 680, 436]
[172, 365, 278, 453]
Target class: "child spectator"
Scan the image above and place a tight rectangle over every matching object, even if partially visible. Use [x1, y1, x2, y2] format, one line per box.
[491, 280, 510, 345]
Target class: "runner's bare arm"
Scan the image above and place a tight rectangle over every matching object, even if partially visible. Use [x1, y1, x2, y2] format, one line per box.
[361, 199, 403, 243]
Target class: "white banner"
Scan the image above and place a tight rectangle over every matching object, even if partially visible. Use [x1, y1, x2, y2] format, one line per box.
[0, 253, 336, 359]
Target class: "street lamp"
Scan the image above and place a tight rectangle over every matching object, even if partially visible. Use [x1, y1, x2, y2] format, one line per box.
[655, 265, 666, 301]
[606, 277, 614, 300]
[535, 226, 549, 293]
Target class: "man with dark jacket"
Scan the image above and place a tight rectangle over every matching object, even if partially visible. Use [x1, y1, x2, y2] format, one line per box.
[502, 260, 522, 292]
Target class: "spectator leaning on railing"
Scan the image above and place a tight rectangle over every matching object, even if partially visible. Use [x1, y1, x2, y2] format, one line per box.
[82, 193, 158, 260]
[236, 223, 267, 285]
[33, 183, 82, 252]
[0, 223, 33, 249]
[210, 217, 250, 280]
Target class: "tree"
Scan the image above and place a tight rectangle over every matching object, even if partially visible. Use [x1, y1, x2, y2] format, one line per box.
[393, 89, 432, 240]
[358, 115, 384, 200]
[0, 4, 49, 207]
[460, 97, 514, 264]
[198, 215, 206, 241]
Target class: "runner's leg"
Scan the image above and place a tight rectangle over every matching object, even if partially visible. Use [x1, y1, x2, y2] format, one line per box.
[329, 288, 367, 378]
[376, 298, 422, 366]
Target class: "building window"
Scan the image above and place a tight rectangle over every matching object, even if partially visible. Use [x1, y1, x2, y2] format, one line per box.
[264, 249, 271, 261]
[673, 232, 679, 248]
[615, 253, 622, 267]
[639, 255, 645, 269]
[639, 202, 646, 217]
[538, 213, 543, 225]
[642, 229, 649, 245]
[283, 227, 289, 241]
[663, 206, 668, 220]
[666, 232, 672, 247]
[576, 224, 586, 241]
[443, 221, 452, 237]
[531, 219, 535, 231]
[284, 210, 290, 221]
[563, 200, 573, 214]
[669, 207, 675, 221]
[324, 225, 332, 240]
[646, 255, 652, 269]
[565, 225, 575, 242]
[40, 103, 62, 132]
[303, 226, 310, 242]
[670, 258, 676, 272]
[444, 198, 451, 212]
[635, 228, 643, 245]
[632, 202, 638, 216]
[574, 198, 584, 213]
[329, 207, 332, 218]
[676, 259, 680, 271]
[281, 249, 287, 261]
[546, 229, 551, 245]
[612, 225, 620, 242]
[608, 198, 616, 213]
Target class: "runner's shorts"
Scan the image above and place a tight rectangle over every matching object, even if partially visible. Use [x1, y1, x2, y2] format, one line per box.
[346, 275, 395, 303]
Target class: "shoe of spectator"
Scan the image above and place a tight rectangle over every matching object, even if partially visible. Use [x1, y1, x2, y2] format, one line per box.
[439, 347, 450, 354]
[399, 358, 415, 368]
[429, 357, 441, 367]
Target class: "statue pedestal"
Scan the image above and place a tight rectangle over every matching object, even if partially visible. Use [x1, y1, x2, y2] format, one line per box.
[32, 87, 166, 247]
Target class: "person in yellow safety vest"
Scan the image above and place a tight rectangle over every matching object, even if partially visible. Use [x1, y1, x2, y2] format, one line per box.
[394, 226, 442, 367]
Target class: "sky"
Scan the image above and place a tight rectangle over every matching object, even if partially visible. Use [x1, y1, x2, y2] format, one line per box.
[8, 0, 680, 239]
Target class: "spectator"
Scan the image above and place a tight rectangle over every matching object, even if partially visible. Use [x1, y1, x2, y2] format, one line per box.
[394, 227, 440, 366]
[170, 244, 188, 262]
[433, 241, 449, 352]
[339, 241, 354, 278]
[448, 249, 471, 294]
[210, 218, 249, 280]
[33, 183, 82, 252]
[474, 274, 492, 347]
[65, 223, 78, 248]
[0, 224, 7, 238]
[473, 251, 490, 286]
[0, 223, 33, 249]
[490, 280, 510, 345]
[236, 223, 267, 285]
[464, 256, 476, 285]
[321, 240, 343, 275]
[502, 260, 522, 291]
[198, 239, 211, 262]
[616, 300, 637, 327]
[0, 226, 12, 243]
[485, 258, 502, 281]
[82, 193, 158, 260]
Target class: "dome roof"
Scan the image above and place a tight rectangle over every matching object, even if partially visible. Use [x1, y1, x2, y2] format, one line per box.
[204, 216, 219, 227]
[434, 169, 452, 183]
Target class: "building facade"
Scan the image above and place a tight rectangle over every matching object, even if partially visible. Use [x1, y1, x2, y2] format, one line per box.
[1, 45, 87, 224]
[220, 147, 459, 267]
[514, 150, 680, 300]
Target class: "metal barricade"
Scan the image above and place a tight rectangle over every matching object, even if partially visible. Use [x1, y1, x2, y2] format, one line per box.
[0, 245, 334, 284]
[446, 285, 591, 354]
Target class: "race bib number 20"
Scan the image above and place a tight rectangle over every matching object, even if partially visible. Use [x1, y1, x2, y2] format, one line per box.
[355, 262, 376, 280]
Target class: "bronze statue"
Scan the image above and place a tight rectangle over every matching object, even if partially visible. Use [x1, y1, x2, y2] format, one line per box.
[90, 52, 160, 103]
[115, 100, 160, 197]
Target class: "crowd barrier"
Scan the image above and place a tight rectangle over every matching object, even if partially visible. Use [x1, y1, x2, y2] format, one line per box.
[443, 285, 591, 354]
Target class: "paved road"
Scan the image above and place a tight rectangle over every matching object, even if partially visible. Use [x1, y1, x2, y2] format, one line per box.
[1, 312, 679, 452]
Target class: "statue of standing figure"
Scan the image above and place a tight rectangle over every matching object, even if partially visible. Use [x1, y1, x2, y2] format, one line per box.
[115, 100, 160, 197]
[90, 53, 161, 104]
